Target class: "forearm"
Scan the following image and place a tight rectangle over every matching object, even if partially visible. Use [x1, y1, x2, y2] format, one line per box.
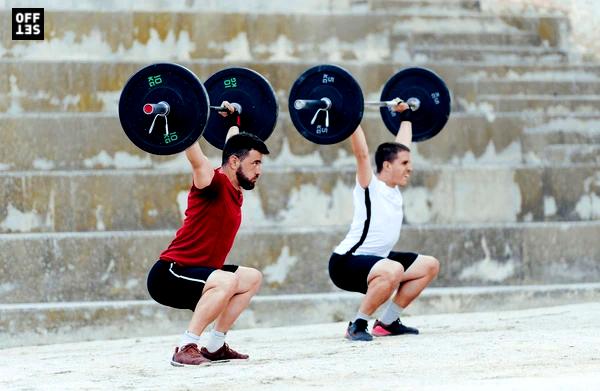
[395, 121, 412, 149]
[350, 125, 369, 159]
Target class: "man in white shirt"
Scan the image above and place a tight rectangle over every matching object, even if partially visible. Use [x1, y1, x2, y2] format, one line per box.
[329, 103, 440, 341]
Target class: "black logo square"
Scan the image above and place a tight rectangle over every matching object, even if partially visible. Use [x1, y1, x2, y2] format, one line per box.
[12, 8, 44, 40]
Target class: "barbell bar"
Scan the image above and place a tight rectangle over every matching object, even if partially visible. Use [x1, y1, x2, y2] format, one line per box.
[288, 64, 451, 144]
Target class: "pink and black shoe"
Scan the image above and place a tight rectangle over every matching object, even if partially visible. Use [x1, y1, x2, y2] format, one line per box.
[372, 319, 419, 337]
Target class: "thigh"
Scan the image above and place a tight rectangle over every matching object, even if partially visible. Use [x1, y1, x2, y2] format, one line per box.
[147, 260, 218, 311]
[387, 251, 419, 272]
[231, 266, 262, 292]
[329, 253, 384, 294]
[399, 254, 434, 281]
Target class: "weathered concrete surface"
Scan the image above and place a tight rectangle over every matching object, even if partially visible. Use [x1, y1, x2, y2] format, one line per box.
[472, 94, 600, 113]
[1, 222, 599, 302]
[0, 0, 484, 13]
[543, 144, 600, 164]
[0, 10, 564, 62]
[2, 113, 600, 170]
[1, 302, 599, 390]
[1, 283, 599, 348]
[0, 164, 598, 233]
[3, 61, 600, 114]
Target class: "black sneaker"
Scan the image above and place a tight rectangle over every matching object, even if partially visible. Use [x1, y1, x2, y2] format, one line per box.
[345, 319, 373, 341]
[372, 318, 419, 336]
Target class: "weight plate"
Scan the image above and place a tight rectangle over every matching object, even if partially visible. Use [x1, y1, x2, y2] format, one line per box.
[380, 67, 451, 142]
[288, 64, 364, 145]
[204, 68, 278, 150]
[118, 63, 209, 155]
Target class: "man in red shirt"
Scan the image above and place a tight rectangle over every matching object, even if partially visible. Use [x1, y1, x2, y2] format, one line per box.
[147, 102, 270, 366]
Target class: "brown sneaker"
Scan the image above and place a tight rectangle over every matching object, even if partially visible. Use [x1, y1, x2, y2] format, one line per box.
[200, 343, 249, 362]
[171, 343, 211, 367]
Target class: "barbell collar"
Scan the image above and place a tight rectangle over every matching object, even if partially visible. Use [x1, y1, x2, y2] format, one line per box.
[143, 101, 170, 116]
[406, 97, 421, 111]
[294, 98, 332, 110]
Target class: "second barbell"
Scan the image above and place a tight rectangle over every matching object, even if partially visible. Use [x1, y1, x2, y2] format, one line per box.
[288, 64, 452, 145]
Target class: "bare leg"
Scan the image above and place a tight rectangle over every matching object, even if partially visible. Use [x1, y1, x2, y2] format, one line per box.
[393, 255, 440, 308]
[186, 270, 239, 336]
[358, 260, 404, 315]
[214, 266, 262, 332]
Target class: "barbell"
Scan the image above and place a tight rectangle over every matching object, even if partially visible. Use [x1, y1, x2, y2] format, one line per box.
[118, 63, 278, 155]
[288, 64, 452, 144]
[119, 63, 451, 155]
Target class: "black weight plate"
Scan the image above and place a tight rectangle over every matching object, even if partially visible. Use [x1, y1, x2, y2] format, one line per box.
[289, 64, 364, 145]
[204, 68, 278, 150]
[119, 63, 209, 155]
[380, 67, 451, 142]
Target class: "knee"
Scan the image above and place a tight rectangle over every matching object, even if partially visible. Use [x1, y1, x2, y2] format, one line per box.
[380, 262, 404, 286]
[248, 268, 263, 289]
[215, 272, 240, 295]
[426, 256, 440, 278]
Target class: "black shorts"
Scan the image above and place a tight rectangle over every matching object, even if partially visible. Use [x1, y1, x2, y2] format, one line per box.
[329, 251, 419, 294]
[146, 260, 239, 311]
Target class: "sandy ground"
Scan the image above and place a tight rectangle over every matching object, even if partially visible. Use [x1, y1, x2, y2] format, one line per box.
[1, 302, 600, 391]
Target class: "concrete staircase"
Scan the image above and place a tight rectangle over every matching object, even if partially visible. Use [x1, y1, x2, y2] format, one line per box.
[1, 1, 599, 347]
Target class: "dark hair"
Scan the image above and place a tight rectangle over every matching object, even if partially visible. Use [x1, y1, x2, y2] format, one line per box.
[374, 142, 411, 173]
[221, 132, 270, 165]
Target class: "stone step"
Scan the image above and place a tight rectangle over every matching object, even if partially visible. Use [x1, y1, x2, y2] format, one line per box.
[468, 94, 600, 113]
[6, 0, 482, 13]
[455, 79, 600, 97]
[3, 282, 599, 348]
[408, 45, 568, 64]
[522, 118, 600, 164]
[0, 11, 566, 62]
[2, 112, 600, 172]
[368, 0, 481, 12]
[1, 222, 598, 303]
[542, 144, 600, 164]
[394, 31, 541, 47]
[3, 60, 599, 114]
[1, 162, 599, 233]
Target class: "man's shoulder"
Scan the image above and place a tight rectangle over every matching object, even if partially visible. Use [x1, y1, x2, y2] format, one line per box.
[192, 168, 226, 193]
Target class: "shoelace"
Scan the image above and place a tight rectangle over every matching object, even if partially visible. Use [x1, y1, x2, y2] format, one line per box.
[182, 344, 202, 355]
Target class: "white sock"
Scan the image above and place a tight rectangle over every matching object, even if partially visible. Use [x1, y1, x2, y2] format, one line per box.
[205, 329, 226, 353]
[179, 330, 201, 348]
[353, 311, 370, 323]
[379, 301, 404, 325]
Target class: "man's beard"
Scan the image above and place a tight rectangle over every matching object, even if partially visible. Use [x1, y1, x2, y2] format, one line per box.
[236, 166, 257, 190]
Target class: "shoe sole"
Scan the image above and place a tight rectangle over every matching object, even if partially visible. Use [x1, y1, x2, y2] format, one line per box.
[345, 332, 373, 342]
[372, 326, 419, 337]
[170, 360, 212, 367]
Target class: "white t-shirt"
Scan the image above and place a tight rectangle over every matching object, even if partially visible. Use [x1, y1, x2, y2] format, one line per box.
[334, 173, 404, 257]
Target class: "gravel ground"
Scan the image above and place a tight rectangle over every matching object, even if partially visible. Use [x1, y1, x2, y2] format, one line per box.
[1, 302, 600, 390]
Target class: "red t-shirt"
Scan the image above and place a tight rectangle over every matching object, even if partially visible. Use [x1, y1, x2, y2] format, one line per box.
[160, 168, 243, 268]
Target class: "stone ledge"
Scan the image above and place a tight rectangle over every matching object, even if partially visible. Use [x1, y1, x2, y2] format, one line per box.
[1, 282, 599, 348]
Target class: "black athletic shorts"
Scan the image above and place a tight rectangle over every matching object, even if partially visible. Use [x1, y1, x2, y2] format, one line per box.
[329, 251, 419, 294]
[146, 260, 239, 311]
